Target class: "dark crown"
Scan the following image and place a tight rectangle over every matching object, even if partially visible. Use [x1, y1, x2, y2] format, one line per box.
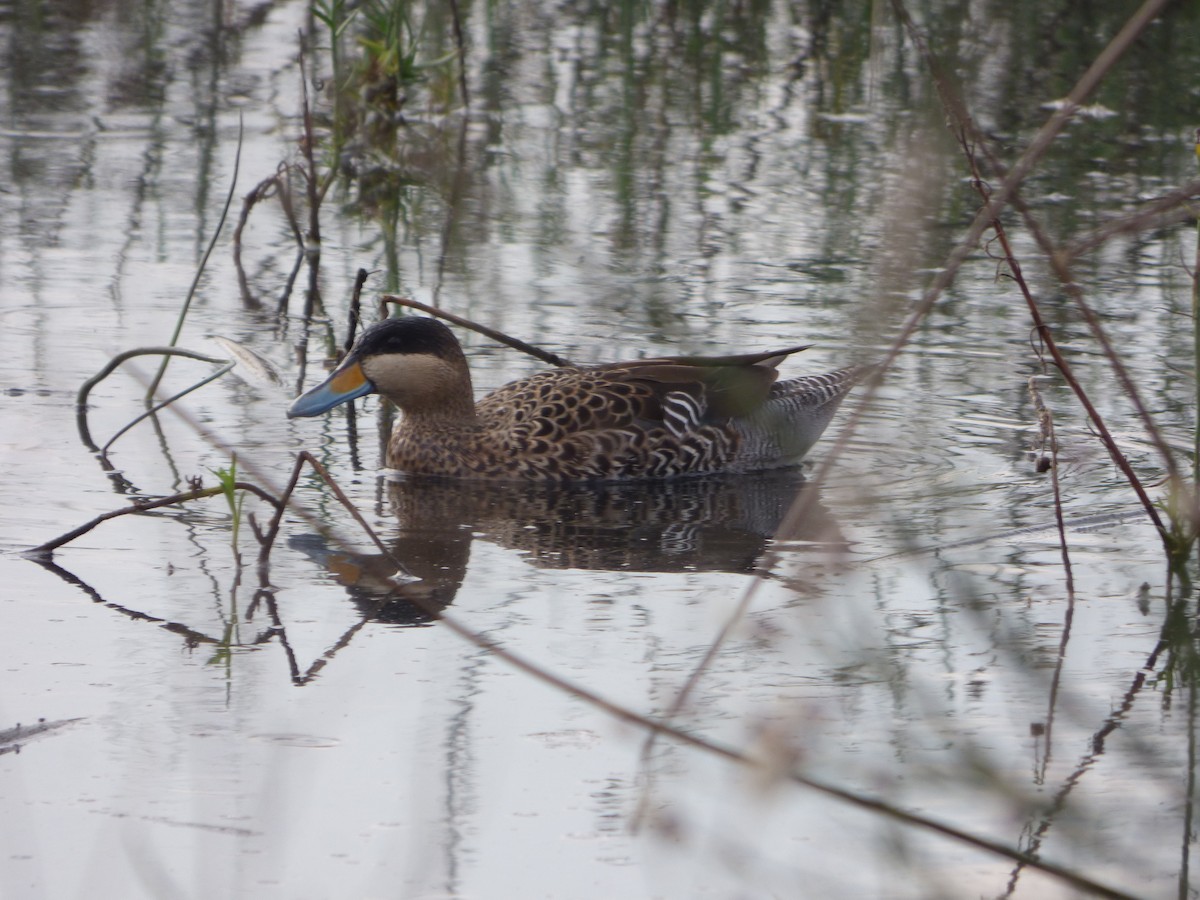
[355, 316, 463, 359]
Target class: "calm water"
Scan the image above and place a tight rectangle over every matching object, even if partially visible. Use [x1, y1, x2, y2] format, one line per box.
[2, 1, 1200, 897]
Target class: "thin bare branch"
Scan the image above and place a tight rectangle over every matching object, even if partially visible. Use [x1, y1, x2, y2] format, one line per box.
[888, 0, 1172, 533]
[26, 482, 280, 558]
[633, 0, 1178, 858]
[1063, 180, 1200, 261]
[380, 295, 572, 367]
[147, 114, 242, 399]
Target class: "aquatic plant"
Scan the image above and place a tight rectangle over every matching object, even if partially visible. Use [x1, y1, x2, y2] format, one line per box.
[210, 454, 247, 561]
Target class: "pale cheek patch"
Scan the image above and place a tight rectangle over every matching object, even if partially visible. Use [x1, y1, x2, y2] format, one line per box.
[363, 353, 473, 414]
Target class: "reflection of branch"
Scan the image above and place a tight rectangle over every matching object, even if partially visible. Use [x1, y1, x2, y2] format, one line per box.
[233, 165, 306, 310]
[432, 115, 472, 307]
[446, 0, 469, 111]
[28, 555, 224, 648]
[102, 362, 235, 454]
[262, 586, 388, 686]
[298, 46, 331, 324]
[0, 717, 84, 756]
[1182, 676, 1198, 896]
[1001, 604, 1173, 898]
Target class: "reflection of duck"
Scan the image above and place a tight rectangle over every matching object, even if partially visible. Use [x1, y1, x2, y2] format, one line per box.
[291, 474, 843, 624]
[289, 317, 867, 480]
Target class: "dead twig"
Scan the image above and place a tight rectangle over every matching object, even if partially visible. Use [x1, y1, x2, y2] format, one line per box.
[298, 44, 323, 325]
[26, 483, 281, 558]
[254, 450, 412, 583]
[380, 295, 572, 367]
[347, 268, 372, 353]
[233, 164, 306, 310]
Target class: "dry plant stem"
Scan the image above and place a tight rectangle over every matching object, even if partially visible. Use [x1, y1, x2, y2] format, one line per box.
[380, 295, 572, 367]
[232, 176, 274, 308]
[347, 268, 370, 353]
[890, 0, 1171, 535]
[233, 166, 305, 309]
[276, 164, 308, 314]
[1027, 205, 1181, 485]
[26, 483, 280, 558]
[1028, 377, 1074, 785]
[1027, 377, 1074, 600]
[432, 117, 472, 307]
[1064, 179, 1200, 261]
[76, 347, 230, 451]
[1019, 205, 1171, 535]
[641, 0, 1175, 832]
[769, 0, 1170, 543]
[101, 362, 235, 454]
[146, 115, 242, 400]
[255, 451, 410, 581]
[960, 154, 1080, 589]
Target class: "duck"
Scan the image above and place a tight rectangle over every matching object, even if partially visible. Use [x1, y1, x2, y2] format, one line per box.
[288, 316, 867, 481]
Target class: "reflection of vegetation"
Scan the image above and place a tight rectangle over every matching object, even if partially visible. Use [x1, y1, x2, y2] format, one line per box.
[311, 0, 463, 175]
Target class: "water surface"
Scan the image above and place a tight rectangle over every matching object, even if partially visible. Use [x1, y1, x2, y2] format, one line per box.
[2, 1, 1199, 897]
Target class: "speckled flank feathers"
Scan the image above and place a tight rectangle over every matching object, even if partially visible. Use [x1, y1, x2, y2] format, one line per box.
[289, 317, 867, 481]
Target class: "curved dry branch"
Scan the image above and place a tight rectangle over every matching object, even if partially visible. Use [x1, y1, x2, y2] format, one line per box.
[77, 347, 231, 451]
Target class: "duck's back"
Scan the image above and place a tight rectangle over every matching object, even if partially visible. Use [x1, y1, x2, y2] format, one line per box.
[389, 360, 864, 481]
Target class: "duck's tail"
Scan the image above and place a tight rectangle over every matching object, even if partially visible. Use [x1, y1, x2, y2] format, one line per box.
[733, 364, 872, 469]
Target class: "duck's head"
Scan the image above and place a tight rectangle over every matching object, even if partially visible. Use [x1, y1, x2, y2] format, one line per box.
[288, 317, 475, 420]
